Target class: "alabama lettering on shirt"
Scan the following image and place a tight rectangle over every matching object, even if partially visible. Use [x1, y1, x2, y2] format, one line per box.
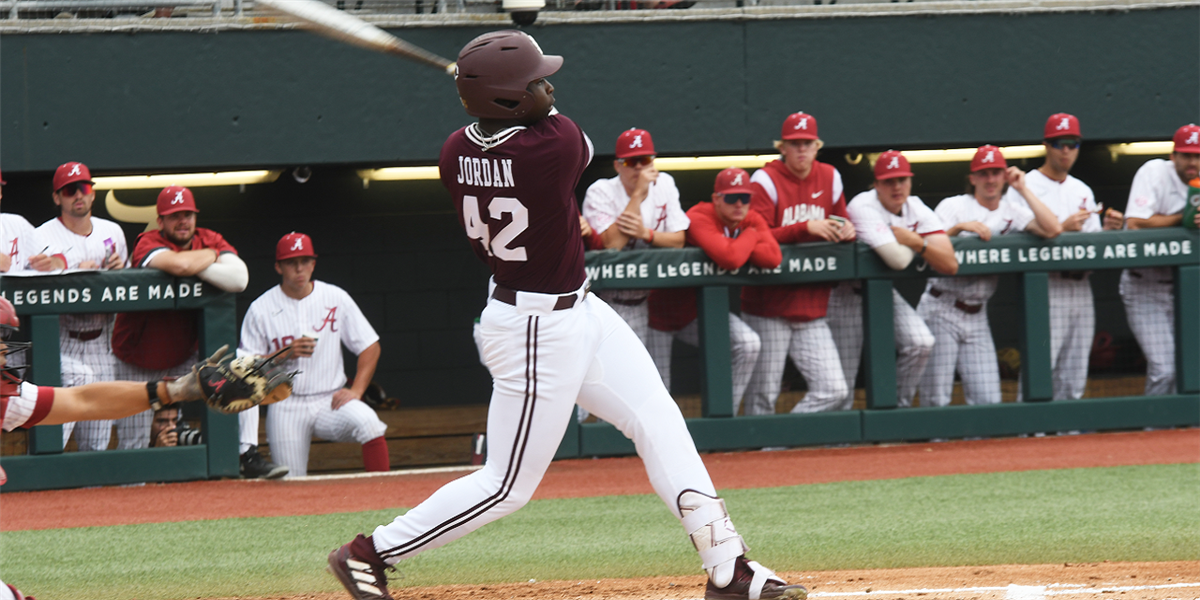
[847, 190, 946, 250]
[35, 216, 130, 332]
[927, 191, 1034, 304]
[1, 213, 44, 273]
[749, 160, 849, 244]
[239, 280, 379, 396]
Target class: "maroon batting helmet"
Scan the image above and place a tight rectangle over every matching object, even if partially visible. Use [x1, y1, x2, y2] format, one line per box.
[455, 30, 563, 120]
[0, 296, 30, 397]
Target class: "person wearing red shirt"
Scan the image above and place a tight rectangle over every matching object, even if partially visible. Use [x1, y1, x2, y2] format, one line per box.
[647, 168, 780, 414]
[741, 112, 857, 416]
[110, 186, 283, 479]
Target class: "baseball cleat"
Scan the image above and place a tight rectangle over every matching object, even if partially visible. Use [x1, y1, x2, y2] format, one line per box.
[327, 536, 394, 600]
[705, 556, 807, 600]
[240, 445, 288, 480]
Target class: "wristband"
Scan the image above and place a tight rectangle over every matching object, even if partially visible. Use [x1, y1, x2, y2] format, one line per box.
[147, 381, 164, 411]
[647, 229, 655, 245]
[918, 238, 928, 255]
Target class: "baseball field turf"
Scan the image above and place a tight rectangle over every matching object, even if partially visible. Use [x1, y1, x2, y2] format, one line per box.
[2, 459, 1196, 600]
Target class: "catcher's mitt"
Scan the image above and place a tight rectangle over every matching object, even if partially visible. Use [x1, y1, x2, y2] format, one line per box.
[165, 345, 296, 414]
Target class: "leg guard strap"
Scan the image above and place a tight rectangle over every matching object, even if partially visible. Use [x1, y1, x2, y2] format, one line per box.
[678, 489, 749, 588]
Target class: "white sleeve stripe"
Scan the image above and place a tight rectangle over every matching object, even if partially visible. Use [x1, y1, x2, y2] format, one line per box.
[750, 170, 778, 205]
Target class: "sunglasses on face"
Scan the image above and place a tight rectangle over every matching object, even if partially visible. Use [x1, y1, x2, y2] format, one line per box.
[1047, 138, 1081, 150]
[721, 193, 752, 205]
[618, 156, 654, 168]
[58, 182, 93, 196]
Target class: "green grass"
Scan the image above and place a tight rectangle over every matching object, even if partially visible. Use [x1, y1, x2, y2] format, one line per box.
[2, 464, 1197, 600]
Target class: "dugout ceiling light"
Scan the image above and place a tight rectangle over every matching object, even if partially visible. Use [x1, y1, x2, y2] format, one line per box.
[870, 145, 1047, 167]
[1107, 141, 1173, 161]
[653, 155, 779, 172]
[357, 167, 441, 187]
[92, 170, 283, 190]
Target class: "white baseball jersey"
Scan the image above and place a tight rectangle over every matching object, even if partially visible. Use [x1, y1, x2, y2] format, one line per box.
[1022, 169, 1101, 232]
[847, 189, 947, 247]
[239, 280, 379, 396]
[581, 172, 690, 248]
[927, 191, 1035, 304]
[1123, 158, 1190, 283]
[1, 383, 53, 432]
[1, 213, 45, 273]
[35, 216, 129, 332]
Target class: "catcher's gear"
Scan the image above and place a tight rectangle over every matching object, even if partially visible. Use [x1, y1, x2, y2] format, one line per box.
[164, 345, 295, 414]
[0, 296, 31, 398]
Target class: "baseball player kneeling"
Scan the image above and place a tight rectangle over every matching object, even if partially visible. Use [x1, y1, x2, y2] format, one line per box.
[238, 233, 389, 478]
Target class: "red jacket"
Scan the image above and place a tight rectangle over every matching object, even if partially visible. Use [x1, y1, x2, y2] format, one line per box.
[649, 203, 781, 332]
[740, 159, 848, 322]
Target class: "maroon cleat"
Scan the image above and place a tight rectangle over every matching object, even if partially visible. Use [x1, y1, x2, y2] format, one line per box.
[327, 535, 394, 600]
[705, 556, 807, 600]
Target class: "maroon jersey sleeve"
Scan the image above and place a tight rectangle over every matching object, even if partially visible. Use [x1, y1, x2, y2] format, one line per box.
[441, 114, 591, 294]
[131, 230, 172, 267]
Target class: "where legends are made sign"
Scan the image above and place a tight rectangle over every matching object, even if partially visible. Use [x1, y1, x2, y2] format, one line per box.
[588, 229, 1199, 289]
[0, 270, 218, 315]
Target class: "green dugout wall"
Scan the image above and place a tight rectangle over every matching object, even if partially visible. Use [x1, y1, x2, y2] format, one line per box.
[0, 5, 1197, 171]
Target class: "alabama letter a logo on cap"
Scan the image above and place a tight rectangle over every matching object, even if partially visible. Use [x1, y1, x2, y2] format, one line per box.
[731, 172, 744, 186]
[886, 156, 900, 170]
[629, 134, 644, 149]
[1187, 131, 1200, 145]
[794, 117, 808, 130]
[1056, 117, 1071, 131]
[172, 191, 185, 204]
[982, 151, 995, 163]
[291, 238, 304, 251]
[68, 164, 81, 176]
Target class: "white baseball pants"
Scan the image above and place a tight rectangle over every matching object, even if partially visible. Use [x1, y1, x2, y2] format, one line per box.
[740, 314, 848, 415]
[1120, 272, 1176, 396]
[266, 393, 388, 478]
[371, 289, 717, 564]
[916, 291, 1001, 406]
[645, 314, 762, 416]
[826, 283, 935, 408]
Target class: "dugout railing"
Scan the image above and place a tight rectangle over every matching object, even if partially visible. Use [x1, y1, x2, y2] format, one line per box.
[0, 270, 239, 492]
[555, 227, 1200, 459]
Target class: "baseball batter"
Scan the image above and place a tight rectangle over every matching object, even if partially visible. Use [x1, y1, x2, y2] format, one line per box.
[1119, 123, 1200, 396]
[646, 168, 778, 415]
[917, 146, 1062, 407]
[238, 233, 388, 478]
[35, 162, 131, 452]
[328, 30, 807, 600]
[1, 170, 62, 275]
[1016, 114, 1124, 401]
[828, 151, 957, 409]
[741, 112, 856, 416]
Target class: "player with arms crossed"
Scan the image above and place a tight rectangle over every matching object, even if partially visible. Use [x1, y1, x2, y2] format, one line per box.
[238, 233, 388, 478]
[827, 151, 958, 408]
[327, 30, 807, 600]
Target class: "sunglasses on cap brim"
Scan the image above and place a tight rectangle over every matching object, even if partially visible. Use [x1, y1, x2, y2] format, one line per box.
[1046, 138, 1081, 150]
[57, 182, 94, 196]
[720, 193, 752, 205]
[618, 156, 654, 168]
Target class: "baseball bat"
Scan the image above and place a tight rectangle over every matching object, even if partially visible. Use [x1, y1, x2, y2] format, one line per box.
[256, 0, 456, 76]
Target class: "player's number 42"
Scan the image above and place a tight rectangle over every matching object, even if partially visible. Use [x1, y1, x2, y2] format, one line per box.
[463, 195, 528, 261]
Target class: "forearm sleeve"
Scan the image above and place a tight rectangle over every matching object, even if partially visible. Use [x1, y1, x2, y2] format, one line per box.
[873, 242, 915, 271]
[197, 253, 249, 293]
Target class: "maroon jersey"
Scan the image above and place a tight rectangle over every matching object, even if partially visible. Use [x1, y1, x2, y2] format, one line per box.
[440, 112, 592, 294]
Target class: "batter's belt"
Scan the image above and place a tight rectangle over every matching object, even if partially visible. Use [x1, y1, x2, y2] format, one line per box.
[493, 284, 583, 311]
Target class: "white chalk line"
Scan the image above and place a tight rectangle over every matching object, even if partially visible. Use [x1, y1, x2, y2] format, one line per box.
[795, 581, 1200, 597]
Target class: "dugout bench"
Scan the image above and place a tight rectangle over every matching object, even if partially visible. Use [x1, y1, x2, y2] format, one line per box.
[556, 227, 1200, 458]
[0, 269, 239, 492]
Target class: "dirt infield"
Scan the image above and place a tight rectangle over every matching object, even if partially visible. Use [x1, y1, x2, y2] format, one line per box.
[3, 429, 1198, 600]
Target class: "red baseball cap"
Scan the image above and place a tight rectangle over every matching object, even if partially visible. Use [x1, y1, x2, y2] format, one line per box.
[156, 185, 199, 216]
[1044, 113, 1082, 139]
[1173, 124, 1200, 154]
[713, 167, 754, 195]
[781, 112, 819, 140]
[615, 128, 655, 159]
[53, 162, 93, 191]
[970, 145, 1008, 172]
[874, 150, 913, 180]
[276, 232, 318, 261]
